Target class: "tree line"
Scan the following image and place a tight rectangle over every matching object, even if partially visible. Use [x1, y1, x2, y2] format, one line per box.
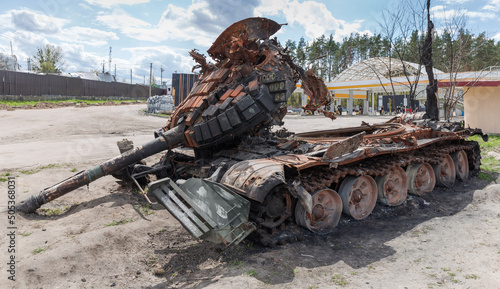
[284, 30, 500, 82]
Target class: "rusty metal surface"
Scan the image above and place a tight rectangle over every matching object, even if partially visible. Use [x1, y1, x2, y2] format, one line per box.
[207, 17, 282, 60]
[221, 159, 285, 203]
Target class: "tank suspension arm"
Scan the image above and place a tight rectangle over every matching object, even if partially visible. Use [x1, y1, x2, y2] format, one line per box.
[16, 124, 186, 214]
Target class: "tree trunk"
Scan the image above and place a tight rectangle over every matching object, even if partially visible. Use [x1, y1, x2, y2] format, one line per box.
[422, 0, 439, 120]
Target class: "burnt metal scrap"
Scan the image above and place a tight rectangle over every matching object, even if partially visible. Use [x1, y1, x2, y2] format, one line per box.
[18, 18, 483, 247]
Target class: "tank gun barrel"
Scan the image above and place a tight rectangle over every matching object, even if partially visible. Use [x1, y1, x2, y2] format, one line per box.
[16, 124, 186, 214]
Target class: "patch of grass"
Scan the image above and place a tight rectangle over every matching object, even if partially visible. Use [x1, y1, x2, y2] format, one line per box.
[415, 258, 422, 263]
[442, 268, 451, 272]
[451, 279, 460, 283]
[244, 269, 257, 276]
[0, 177, 7, 182]
[292, 269, 297, 277]
[0, 99, 141, 107]
[71, 168, 77, 172]
[465, 274, 479, 279]
[32, 247, 47, 254]
[38, 206, 69, 216]
[231, 259, 242, 267]
[19, 168, 38, 175]
[469, 135, 500, 177]
[18, 163, 71, 175]
[478, 172, 496, 181]
[105, 218, 134, 227]
[448, 272, 456, 277]
[139, 204, 154, 215]
[21, 231, 32, 237]
[350, 272, 358, 275]
[332, 274, 348, 286]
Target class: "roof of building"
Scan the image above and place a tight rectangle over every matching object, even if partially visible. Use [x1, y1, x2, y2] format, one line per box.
[333, 57, 444, 82]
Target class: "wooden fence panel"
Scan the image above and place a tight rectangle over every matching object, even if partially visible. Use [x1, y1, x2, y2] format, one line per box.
[0, 71, 166, 99]
[67, 77, 83, 96]
[0, 70, 4, 95]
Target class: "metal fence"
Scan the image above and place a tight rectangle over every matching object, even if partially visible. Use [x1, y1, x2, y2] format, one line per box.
[0, 70, 164, 98]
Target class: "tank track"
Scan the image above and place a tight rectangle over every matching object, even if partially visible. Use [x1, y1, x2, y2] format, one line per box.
[249, 140, 481, 247]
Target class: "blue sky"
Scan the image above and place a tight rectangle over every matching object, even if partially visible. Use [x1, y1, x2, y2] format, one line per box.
[1, 0, 499, 84]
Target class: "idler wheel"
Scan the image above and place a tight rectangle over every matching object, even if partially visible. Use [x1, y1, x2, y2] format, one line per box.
[339, 176, 378, 220]
[432, 154, 456, 187]
[295, 189, 342, 234]
[451, 150, 469, 181]
[375, 166, 408, 206]
[406, 162, 436, 195]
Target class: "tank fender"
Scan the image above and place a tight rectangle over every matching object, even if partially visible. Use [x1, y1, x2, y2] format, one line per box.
[220, 159, 286, 203]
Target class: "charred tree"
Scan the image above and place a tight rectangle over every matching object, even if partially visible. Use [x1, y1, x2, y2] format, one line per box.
[422, 0, 439, 120]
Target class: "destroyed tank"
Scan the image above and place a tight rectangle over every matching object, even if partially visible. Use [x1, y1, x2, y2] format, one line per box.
[18, 17, 483, 247]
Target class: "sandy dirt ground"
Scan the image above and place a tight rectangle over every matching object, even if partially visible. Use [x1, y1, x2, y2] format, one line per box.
[1, 104, 499, 289]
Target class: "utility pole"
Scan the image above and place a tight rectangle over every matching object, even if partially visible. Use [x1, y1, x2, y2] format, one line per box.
[108, 47, 112, 73]
[27, 58, 31, 71]
[160, 65, 164, 86]
[10, 41, 13, 55]
[130, 69, 132, 84]
[143, 76, 145, 84]
[149, 63, 152, 98]
[102, 61, 105, 73]
[114, 64, 116, 79]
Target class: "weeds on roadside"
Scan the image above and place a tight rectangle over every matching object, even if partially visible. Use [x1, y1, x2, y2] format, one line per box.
[105, 218, 134, 227]
[38, 206, 69, 216]
[32, 247, 48, 254]
[18, 163, 72, 175]
[332, 274, 348, 286]
[244, 269, 257, 276]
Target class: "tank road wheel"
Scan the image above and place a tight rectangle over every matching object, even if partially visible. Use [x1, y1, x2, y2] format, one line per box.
[451, 150, 469, 181]
[375, 166, 408, 206]
[295, 189, 342, 234]
[432, 154, 456, 187]
[406, 163, 436, 195]
[254, 186, 292, 230]
[339, 176, 378, 220]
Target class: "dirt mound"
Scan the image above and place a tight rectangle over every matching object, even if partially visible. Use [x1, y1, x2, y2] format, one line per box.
[104, 101, 116, 106]
[34, 102, 58, 109]
[21, 104, 34, 109]
[0, 103, 13, 110]
[57, 102, 76, 107]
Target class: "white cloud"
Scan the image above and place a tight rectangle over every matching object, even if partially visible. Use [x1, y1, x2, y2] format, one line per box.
[440, 0, 472, 3]
[84, 0, 150, 9]
[78, 3, 93, 10]
[96, 0, 262, 46]
[96, 9, 152, 30]
[58, 43, 104, 72]
[10, 9, 68, 34]
[493, 32, 500, 41]
[122, 46, 195, 82]
[483, 0, 500, 11]
[56, 27, 119, 47]
[255, 0, 289, 16]
[280, 0, 371, 41]
[431, 5, 496, 21]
